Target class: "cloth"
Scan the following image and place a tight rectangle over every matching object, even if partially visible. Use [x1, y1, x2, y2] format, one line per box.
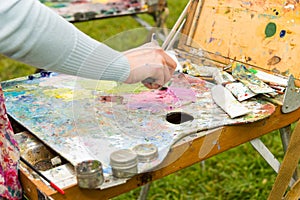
[0, 86, 22, 200]
[0, 0, 130, 82]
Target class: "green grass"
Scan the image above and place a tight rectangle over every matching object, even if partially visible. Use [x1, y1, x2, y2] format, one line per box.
[0, 55, 36, 82]
[0, 0, 286, 199]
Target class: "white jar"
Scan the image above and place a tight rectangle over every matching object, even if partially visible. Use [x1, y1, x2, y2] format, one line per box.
[132, 143, 158, 163]
[110, 149, 138, 178]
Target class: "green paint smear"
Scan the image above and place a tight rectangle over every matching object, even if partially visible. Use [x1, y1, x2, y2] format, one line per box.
[76, 79, 148, 94]
[107, 83, 148, 94]
[265, 22, 277, 38]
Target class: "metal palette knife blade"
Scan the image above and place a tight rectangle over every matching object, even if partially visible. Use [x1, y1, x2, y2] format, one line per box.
[211, 85, 251, 118]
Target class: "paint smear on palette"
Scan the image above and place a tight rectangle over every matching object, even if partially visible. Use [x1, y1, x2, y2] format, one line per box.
[125, 86, 196, 113]
[231, 62, 275, 94]
[40, 74, 149, 94]
[42, 0, 148, 22]
[125, 73, 197, 113]
[1, 73, 277, 190]
[225, 82, 256, 101]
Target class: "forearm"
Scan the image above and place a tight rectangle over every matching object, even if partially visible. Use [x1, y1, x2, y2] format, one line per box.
[0, 0, 129, 81]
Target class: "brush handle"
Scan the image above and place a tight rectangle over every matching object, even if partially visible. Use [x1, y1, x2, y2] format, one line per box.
[20, 157, 65, 195]
[162, 0, 191, 50]
[50, 182, 65, 195]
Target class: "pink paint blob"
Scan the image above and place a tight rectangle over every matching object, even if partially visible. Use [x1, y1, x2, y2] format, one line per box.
[126, 86, 196, 113]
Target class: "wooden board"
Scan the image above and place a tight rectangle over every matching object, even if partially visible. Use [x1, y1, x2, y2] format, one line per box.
[179, 0, 300, 80]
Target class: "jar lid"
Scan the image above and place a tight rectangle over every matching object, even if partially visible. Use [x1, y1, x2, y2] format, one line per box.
[110, 149, 138, 168]
[76, 160, 103, 175]
[132, 143, 158, 163]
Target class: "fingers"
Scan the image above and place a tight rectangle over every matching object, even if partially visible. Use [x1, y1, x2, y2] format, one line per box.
[141, 77, 161, 88]
[158, 50, 177, 86]
[163, 64, 172, 85]
[140, 59, 174, 89]
[141, 69, 163, 89]
[141, 64, 172, 89]
[143, 82, 162, 89]
[155, 51, 176, 87]
[161, 50, 177, 71]
[124, 44, 177, 88]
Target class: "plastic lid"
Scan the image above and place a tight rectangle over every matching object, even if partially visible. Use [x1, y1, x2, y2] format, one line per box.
[76, 160, 103, 175]
[110, 149, 138, 168]
[132, 143, 158, 163]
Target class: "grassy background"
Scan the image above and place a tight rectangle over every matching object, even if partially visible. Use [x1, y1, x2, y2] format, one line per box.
[0, 0, 286, 199]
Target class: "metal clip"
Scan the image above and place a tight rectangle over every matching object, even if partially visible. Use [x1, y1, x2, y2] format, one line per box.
[282, 75, 300, 113]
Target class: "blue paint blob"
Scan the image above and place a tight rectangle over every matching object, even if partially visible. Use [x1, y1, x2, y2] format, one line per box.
[280, 30, 286, 38]
[40, 71, 52, 77]
[7, 91, 26, 97]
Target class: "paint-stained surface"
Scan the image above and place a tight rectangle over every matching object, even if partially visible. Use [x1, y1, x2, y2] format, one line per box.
[2, 73, 275, 188]
[186, 0, 300, 79]
[232, 62, 275, 94]
[40, 0, 148, 22]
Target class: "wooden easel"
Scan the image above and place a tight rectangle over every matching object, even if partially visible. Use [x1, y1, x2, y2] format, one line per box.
[8, 0, 300, 199]
[177, 0, 300, 198]
[268, 121, 300, 199]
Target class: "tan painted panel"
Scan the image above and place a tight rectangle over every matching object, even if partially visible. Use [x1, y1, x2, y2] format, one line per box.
[183, 0, 300, 79]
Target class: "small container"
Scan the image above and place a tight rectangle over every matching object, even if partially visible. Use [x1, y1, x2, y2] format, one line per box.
[110, 149, 138, 178]
[76, 160, 104, 189]
[132, 143, 158, 163]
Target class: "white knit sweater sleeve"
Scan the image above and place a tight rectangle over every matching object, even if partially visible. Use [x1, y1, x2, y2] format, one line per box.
[0, 0, 130, 81]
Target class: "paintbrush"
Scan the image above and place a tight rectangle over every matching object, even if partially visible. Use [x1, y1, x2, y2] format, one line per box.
[20, 156, 65, 195]
[142, 33, 186, 88]
[141, 33, 161, 86]
[141, 0, 189, 87]
[142, 0, 188, 87]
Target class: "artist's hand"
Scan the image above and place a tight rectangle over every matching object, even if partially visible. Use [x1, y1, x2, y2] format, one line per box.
[123, 42, 176, 89]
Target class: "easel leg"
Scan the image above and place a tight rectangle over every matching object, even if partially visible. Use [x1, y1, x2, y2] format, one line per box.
[138, 183, 151, 200]
[250, 138, 296, 187]
[280, 125, 292, 152]
[250, 139, 280, 173]
[268, 121, 300, 199]
[146, 0, 169, 36]
[279, 125, 298, 180]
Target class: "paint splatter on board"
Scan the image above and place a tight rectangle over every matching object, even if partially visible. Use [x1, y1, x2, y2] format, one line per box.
[187, 0, 300, 80]
[265, 22, 277, 37]
[41, 0, 148, 22]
